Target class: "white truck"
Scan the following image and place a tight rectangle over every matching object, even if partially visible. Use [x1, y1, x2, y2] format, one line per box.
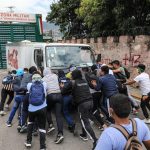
[6, 41, 95, 72]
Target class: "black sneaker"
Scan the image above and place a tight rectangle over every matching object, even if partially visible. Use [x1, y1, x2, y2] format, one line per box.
[92, 140, 98, 150]
[54, 133, 64, 144]
[17, 125, 22, 132]
[20, 125, 27, 133]
[47, 125, 55, 133]
[68, 124, 75, 133]
[24, 141, 32, 148]
[79, 134, 88, 141]
[32, 130, 38, 136]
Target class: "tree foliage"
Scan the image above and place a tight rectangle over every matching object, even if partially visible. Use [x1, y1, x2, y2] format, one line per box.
[47, 0, 150, 38]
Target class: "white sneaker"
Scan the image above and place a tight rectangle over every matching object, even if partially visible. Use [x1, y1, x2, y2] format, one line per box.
[5, 104, 9, 109]
[0, 111, 6, 116]
[143, 118, 150, 124]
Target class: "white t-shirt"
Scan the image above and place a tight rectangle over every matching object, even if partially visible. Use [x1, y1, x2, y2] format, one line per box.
[134, 72, 150, 95]
[95, 118, 150, 150]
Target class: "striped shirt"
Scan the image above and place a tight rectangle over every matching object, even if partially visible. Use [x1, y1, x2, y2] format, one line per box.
[3, 83, 13, 91]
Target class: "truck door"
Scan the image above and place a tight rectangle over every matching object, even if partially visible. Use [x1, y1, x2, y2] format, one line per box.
[34, 49, 44, 68]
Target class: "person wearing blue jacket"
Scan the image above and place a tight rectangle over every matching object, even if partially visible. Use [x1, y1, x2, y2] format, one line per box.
[7, 68, 25, 127]
[92, 65, 118, 122]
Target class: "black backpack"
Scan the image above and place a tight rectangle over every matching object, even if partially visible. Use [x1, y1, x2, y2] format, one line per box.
[85, 72, 100, 89]
[2, 75, 13, 85]
[112, 119, 143, 150]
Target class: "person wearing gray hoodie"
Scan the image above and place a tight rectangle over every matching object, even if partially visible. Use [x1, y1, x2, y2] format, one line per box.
[42, 68, 64, 144]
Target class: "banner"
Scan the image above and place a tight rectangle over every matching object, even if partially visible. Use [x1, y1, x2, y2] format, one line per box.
[0, 12, 36, 23]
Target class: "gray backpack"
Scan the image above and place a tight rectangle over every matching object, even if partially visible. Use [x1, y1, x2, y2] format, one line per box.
[112, 119, 143, 150]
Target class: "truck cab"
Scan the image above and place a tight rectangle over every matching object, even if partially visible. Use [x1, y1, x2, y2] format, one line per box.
[6, 41, 95, 72]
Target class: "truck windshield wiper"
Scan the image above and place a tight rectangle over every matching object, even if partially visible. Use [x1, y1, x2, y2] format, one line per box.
[51, 65, 68, 68]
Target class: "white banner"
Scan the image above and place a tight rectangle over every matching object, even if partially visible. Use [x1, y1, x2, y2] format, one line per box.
[0, 12, 36, 23]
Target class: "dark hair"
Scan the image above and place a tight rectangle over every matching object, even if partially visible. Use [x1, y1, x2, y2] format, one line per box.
[72, 69, 82, 80]
[24, 68, 29, 72]
[32, 71, 41, 76]
[10, 70, 17, 74]
[112, 60, 120, 66]
[91, 64, 98, 72]
[137, 64, 146, 72]
[29, 66, 37, 74]
[101, 65, 109, 74]
[58, 70, 65, 78]
[110, 94, 131, 118]
[82, 67, 89, 73]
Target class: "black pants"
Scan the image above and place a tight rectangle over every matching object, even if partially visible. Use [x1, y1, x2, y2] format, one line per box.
[92, 92, 104, 126]
[21, 93, 29, 126]
[141, 96, 150, 119]
[78, 101, 97, 143]
[0, 88, 14, 111]
[27, 108, 46, 149]
[47, 93, 63, 134]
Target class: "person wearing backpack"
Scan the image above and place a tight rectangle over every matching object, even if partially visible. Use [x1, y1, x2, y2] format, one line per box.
[95, 94, 150, 150]
[24, 72, 47, 150]
[42, 67, 64, 144]
[7, 69, 25, 127]
[58, 70, 75, 134]
[0, 70, 16, 116]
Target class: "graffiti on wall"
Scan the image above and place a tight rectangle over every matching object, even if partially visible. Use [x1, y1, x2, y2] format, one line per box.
[101, 53, 141, 67]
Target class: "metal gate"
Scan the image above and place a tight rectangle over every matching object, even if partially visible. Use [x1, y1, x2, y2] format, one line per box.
[0, 14, 43, 69]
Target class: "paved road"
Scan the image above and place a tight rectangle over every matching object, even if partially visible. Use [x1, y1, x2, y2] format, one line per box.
[0, 103, 150, 150]
[0, 107, 101, 150]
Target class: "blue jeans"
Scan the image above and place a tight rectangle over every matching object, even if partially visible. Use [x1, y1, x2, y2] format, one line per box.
[63, 95, 74, 127]
[8, 95, 24, 125]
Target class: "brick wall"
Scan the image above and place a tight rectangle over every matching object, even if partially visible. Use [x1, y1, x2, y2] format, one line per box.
[59, 35, 150, 77]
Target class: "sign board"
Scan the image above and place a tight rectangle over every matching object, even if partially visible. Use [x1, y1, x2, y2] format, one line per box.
[0, 12, 36, 23]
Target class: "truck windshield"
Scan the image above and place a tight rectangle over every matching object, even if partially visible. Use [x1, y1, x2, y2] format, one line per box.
[45, 46, 94, 68]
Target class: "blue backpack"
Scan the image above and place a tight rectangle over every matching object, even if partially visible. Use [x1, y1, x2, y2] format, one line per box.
[29, 81, 45, 106]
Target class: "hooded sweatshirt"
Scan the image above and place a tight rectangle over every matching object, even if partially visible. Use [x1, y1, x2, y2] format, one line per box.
[42, 68, 61, 95]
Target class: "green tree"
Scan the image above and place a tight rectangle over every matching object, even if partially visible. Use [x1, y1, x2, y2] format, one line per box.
[46, 0, 90, 38]
[77, 0, 117, 37]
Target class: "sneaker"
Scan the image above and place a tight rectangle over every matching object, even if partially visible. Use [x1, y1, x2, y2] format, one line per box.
[24, 141, 32, 148]
[20, 125, 27, 133]
[79, 134, 88, 141]
[17, 125, 22, 132]
[47, 125, 55, 133]
[32, 130, 38, 136]
[5, 104, 9, 110]
[54, 133, 64, 144]
[99, 126, 104, 131]
[143, 118, 150, 124]
[7, 122, 12, 127]
[92, 140, 98, 150]
[89, 119, 94, 126]
[0, 111, 6, 116]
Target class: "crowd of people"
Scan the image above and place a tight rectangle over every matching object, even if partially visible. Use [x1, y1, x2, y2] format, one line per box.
[0, 59, 150, 150]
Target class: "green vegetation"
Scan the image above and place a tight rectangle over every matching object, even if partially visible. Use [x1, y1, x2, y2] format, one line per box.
[47, 0, 150, 38]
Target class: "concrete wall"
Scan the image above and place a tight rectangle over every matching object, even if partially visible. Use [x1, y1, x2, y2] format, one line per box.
[59, 35, 150, 76]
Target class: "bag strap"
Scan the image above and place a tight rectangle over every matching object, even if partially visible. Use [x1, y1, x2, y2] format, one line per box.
[111, 119, 137, 140]
[130, 119, 137, 136]
[111, 124, 130, 140]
